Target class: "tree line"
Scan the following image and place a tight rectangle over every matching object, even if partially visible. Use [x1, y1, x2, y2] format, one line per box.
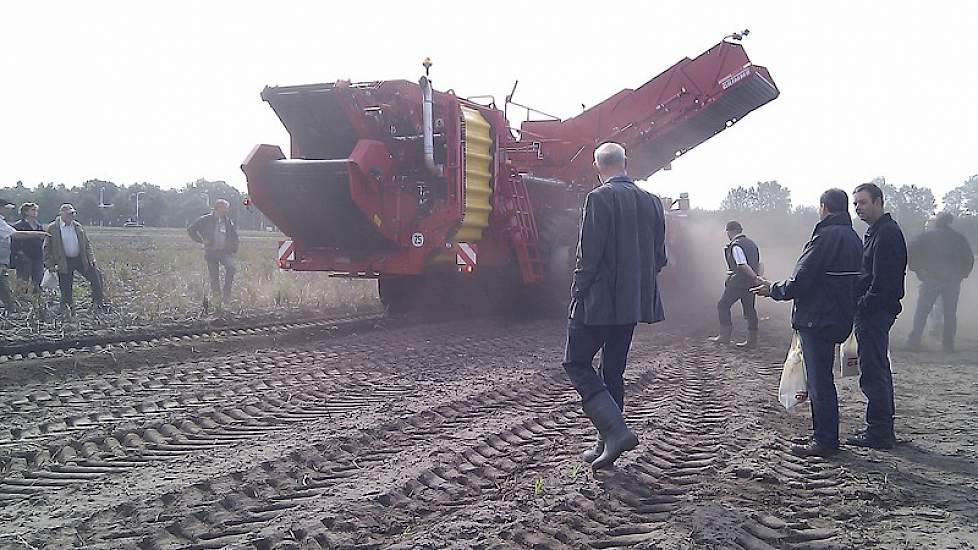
[717, 175, 978, 249]
[0, 179, 273, 231]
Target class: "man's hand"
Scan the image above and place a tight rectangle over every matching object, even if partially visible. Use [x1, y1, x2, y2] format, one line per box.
[751, 278, 772, 298]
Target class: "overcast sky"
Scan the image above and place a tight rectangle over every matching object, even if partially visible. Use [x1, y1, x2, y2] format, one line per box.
[2, 1, 976, 209]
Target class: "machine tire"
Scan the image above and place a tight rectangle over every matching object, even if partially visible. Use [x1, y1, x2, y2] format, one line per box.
[377, 276, 416, 315]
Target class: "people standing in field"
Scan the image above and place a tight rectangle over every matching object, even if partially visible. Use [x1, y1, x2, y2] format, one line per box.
[12, 202, 46, 291]
[710, 221, 763, 348]
[849, 183, 907, 450]
[188, 199, 239, 307]
[562, 142, 667, 469]
[0, 198, 49, 313]
[906, 212, 974, 353]
[752, 189, 863, 457]
[44, 203, 109, 315]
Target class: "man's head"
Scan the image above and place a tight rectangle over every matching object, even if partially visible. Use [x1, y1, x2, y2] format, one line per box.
[59, 203, 77, 223]
[933, 211, 954, 229]
[214, 199, 230, 217]
[593, 142, 627, 182]
[852, 183, 884, 224]
[818, 188, 849, 220]
[0, 198, 15, 218]
[725, 221, 743, 241]
[20, 202, 38, 220]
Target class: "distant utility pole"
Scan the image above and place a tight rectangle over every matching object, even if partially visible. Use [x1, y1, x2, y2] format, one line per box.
[98, 187, 113, 227]
[133, 191, 146, 225]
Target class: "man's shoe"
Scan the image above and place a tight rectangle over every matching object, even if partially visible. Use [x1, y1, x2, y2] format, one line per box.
[846, 432, 895, 449]
[906, 338, 922, 352]
[942, 344, 955, 354]
[736, 330, 759, 349]
[581, 440, 604, 463]
[790, 440, 839, 458]
[709, 326, 733, 345]
[582, 391, 638, 470]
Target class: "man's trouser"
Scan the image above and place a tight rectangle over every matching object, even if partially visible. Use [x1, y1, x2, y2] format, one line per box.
[0, 265, 15, 310]
[909, 280, 961, 349]
[797, 329, 839, 447]
[59, 256, 105, 306]
[562, 317, 636, 411]
[855, 310, 897, 439]
[718, 283, 758, 330]
[205, 251, 236, 300]
[15, 255, 44, 290]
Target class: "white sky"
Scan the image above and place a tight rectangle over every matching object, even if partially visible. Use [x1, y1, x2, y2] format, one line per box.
[2, 1, 976, 209]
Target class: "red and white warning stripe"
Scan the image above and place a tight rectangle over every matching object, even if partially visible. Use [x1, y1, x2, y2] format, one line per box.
[278, 239, 295, 268]
[455, 242, 477, 266]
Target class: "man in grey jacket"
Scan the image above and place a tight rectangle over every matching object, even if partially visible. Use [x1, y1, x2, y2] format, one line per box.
[563, 142, 667, 469]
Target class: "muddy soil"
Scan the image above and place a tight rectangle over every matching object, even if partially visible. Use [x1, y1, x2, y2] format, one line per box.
[0, 314, 975, 549]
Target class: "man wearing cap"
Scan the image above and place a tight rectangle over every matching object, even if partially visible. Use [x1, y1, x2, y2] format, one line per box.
[44, 204, 108, 314]
[710, 221, 763, 348]
[0, 198, 48, 313]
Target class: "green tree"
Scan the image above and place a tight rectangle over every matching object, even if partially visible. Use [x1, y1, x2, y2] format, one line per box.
[720, 186, 757, 212]
[755, 180, 792, 212]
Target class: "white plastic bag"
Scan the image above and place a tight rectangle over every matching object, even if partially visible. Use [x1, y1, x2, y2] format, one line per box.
[779, 332, 809, 412]
[40, 269, 59, 292]
[839, 332, 860, 377]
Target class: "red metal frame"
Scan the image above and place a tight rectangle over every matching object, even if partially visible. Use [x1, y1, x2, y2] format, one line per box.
[242, 38, 778, 286]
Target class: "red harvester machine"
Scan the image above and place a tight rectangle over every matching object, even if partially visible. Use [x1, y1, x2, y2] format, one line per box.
[242, 32, 779, 313]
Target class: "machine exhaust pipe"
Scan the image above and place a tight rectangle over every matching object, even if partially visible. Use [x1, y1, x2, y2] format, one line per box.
[419, 76, 442, 177]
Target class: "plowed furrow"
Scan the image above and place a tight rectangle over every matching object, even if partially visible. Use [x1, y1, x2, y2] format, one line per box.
[21, 356, 589, 549]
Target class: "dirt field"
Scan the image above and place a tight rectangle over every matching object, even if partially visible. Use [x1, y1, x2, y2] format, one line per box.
[0, 228, 379, 350]
[0, 306, 975, 549]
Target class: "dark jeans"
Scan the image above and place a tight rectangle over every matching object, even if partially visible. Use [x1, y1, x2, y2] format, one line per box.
[562, 317, 636, 410]
[15, 255, 45, 289]
[59, 256, 105, 306]
[718, 283, 758, 330]
[0, 266, 14, 310]
[206, 251, 236, 300]
[798, 329, 839, 447]
[855, 310, 897, 438]
[909, 280, 961, 348]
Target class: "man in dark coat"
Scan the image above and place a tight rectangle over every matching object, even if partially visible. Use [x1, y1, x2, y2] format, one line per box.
[563, 142, 667, 469]
[753, 189, 863, 457]
[710, 221, 762, 347]
[850, 182, 907, 449]
[188, 199, 239, 306]
[12, 202, 46, 291]
[907, 212, 974, 352]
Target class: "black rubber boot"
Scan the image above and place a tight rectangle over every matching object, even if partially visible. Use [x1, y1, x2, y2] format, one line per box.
[583, 390, 638, 470]
[736, 330, 758, 349]
[581, 439, 604, 463]
[709, 325, 732, 344]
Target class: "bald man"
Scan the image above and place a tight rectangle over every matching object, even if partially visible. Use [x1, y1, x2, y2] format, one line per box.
[563, 142, 667, 469]
[188, 199, 239, 305]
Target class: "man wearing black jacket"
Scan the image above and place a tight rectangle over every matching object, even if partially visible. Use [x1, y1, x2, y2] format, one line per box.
[563, 142, 667, 469]
[850, 183, 907, 449]
[12, 203, 45, 291]
[188, 199, 239, 305]
[753, 189, 863, 457]
[907, 212, 973, 352]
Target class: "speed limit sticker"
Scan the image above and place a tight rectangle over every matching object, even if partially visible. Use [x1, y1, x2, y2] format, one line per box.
[411, 233, 425, 248]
